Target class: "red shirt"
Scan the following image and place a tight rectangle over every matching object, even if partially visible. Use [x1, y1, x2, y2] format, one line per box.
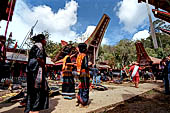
[129, 65, 142, 77]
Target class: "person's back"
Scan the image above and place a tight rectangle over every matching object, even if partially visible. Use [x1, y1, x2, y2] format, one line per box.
[162, 58, 169, 94]
[103, 71, 107, 81]
[91, 65, 98, 85]
[97, 71, 101, 84]
[76, 43, 90, 106]
[91, 67, 98, 76]
[167, 60, 170, 74]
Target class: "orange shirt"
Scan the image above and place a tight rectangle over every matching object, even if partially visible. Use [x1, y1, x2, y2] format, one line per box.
[76, 53, 86, 75]
[62, 55, 69, 70]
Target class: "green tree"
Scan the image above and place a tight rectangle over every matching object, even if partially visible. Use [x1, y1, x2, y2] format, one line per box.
[36, 31, 62, 59]
[113, 39, 136, 68]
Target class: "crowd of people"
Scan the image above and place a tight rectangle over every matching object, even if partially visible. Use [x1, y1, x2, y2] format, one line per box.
[1, 33, 170, 113]
[25, 34, 92, 113]
[25, 34, 128, 113]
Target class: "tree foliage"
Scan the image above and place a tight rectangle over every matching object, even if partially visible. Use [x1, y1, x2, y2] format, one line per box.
[96, 19, 170, 69]
[98, 39, 136, 69]
[42, 19, 170, 69]
[42, 31, 62, 59]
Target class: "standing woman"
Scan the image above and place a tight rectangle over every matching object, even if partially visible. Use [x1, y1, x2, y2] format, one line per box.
[76, 43, 90, 106]
[25, 34, 49, 113]
[62, 47, 75, 96]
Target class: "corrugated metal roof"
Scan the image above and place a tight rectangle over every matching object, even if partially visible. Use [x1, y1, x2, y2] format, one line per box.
[6, 52, 28, 61]
[96, 64, 110, 69]
[149, 56, 161, 64]
[6, 52, 54, 65]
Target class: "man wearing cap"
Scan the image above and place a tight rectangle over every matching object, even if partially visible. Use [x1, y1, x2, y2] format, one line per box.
[76, 43, 90, 106]
[25, 34, 49, 113]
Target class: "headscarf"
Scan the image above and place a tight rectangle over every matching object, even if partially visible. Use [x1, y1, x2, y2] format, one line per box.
[78, 43, 87, 53]
[31, 34, 45, 42]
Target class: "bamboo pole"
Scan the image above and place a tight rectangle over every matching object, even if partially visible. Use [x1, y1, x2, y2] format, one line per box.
[146, 0, 158, 49]
[5, 0, 14, 39]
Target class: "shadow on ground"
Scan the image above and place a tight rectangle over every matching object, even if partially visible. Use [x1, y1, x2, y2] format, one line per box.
[1, 97, 60, 113]
[107, 88, 170, 113]
[0, 102, 17, 109]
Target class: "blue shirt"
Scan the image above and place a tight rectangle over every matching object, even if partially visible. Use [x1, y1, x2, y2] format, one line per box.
[90, 68, 99, 76]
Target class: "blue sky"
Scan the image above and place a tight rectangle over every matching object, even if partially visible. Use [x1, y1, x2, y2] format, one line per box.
[0, 0, 157, 46]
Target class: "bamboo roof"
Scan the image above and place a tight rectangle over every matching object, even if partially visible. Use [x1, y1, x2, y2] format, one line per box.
[149, 56, 161, 64]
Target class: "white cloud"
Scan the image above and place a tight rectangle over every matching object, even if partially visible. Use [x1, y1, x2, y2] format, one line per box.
[101, 37, 108, 45]
[0, 0, 79, 47]
[132, 30, 150, 41]
[76, 26, 95, 43]
[76, 25, 108, 45]
[82, 26, 95, 41]
[115, 0, 149, 33]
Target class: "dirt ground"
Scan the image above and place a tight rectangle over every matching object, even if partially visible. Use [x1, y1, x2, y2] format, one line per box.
[0, 80, 168, 113]
[105, 82, 170, 113]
